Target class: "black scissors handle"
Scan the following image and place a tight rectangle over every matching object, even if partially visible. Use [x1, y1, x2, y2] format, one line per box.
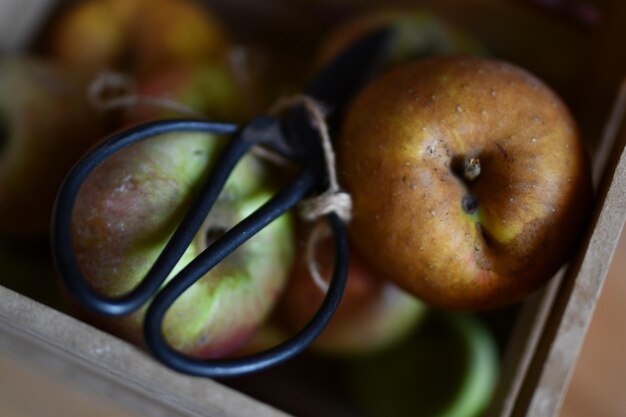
[145, 211, 348, 378]
[51, 116, 350, 377]
[51, 27, 391, 378]
[53, 119, 239, 316]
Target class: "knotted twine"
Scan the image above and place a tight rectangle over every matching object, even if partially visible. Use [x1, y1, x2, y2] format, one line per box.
[88, 71, 352, 293]
[268, 95, 353, 292]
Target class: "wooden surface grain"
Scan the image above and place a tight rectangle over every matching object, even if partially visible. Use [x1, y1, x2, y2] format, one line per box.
[560, 232, 626, 417]
[0, 352, 142, 417]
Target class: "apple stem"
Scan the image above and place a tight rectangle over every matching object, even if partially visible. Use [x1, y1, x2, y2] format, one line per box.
[464, 158, 481, 181]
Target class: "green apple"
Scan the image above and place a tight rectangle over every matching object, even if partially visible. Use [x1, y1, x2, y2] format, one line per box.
[347, 312, 499, 417]
[277, 234, 426, 355]
[338, 56, 592, 310]
[316, 8, 485, 70]
[0, 57, 103, 238]
[71, 130, 295, 357]
[50, 0, 229, 76]
[227, 320, 290, 357]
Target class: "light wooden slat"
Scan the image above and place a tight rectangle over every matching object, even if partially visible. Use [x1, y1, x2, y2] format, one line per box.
[0, 352, 144, 417]
[512, 108, 626, 417]
[491, 78, 626, 417]
[0, 287, 289, 417]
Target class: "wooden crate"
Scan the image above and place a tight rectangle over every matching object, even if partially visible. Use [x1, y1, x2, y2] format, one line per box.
[1, 1, 625, 416]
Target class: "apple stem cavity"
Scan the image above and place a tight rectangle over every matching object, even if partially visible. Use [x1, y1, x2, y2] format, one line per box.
[463, 157, 481, 182]
[462, 194, 479, 214]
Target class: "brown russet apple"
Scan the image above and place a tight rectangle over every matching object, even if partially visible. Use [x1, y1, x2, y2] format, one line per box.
[338, 56, 592, 310]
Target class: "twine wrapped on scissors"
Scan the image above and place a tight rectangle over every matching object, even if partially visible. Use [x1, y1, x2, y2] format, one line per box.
[88, 71, 353, 294]
[269, 95, 353, 293]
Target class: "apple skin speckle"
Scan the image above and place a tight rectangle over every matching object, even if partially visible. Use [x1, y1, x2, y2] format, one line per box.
[338, 56, 592, 310]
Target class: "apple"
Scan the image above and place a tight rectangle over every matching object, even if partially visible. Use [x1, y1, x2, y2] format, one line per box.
[124, 62, 249, 125]
[0, 57, 103, 238]
[50, 0, 229, 76]
[316, 8, 485, 70]
[227, 320, 289, 357]
[338, 56, 592, 310]
[129, 0, 229, 76]
[277, 233, 426, 355]
[48, 0, 140, 73]
[71, 129, 295, 358]
[346, 312, 499, 417]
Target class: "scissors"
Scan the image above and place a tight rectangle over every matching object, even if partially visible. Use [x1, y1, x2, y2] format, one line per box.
[51, 28, 391, 378]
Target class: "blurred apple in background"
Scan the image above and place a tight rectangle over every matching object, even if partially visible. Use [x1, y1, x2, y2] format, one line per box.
[0, 57, 103, 239]
[339, 56, 592, 310]
[346, 312, 499, 417]
[226, 310, 499, 417]
[316, 8, 485, 70]
[71, 129, 295, 357]
[129, 0, 229, 76]
[50, 0, 229, 76]
[124, 62, 249, 125]
[277, 233, 426, 355]
[48, 0, 141, 73]
[417, 0, 594, 93]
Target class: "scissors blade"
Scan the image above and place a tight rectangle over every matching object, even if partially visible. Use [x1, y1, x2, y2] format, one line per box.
[305, 26, 392, 110]
[275, 27, 391, 163]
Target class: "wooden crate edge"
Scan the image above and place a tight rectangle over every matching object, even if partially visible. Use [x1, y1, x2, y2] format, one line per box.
[0, 286, 290, 417]
[512, 105, 626, 417]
